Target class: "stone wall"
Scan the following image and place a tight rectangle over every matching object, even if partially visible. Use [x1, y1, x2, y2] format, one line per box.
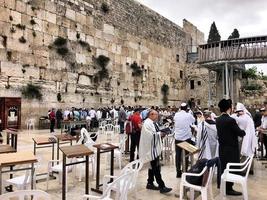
[0, 0, 208, 125]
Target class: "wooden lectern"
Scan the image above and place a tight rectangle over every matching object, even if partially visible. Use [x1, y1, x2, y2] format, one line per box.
[177, 141, 200, 172]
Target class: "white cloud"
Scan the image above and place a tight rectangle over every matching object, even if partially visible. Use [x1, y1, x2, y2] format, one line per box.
[136, 0, 267, 74]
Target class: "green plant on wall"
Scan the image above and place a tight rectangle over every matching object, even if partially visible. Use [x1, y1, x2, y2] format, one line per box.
[21, 83, 42, 100]
[161, 83, 169, 106]
[130, 61, 143, 77]
[101, 2, 109, 13]
[57, 93, 62, 102]
[53, 37, 69, 56]
[94, 55, 110, 82]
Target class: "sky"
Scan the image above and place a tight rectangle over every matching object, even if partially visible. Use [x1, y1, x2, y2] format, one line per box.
[136, 0, 267, 74]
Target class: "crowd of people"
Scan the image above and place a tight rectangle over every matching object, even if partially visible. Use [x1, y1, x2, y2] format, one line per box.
[45, 100, 267, 195]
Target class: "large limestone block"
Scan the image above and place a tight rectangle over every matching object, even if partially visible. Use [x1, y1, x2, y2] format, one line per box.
[103, 24, 115, 35]
[10, 10, 22, 24]
[67, 72, 78, 83]
[46, 22, 59, 35]
[0, 7, 10, 23]
[7, 38, 29, 53]
[65, 8, 76, 21]
[76, 12, 86, 25]
[15, 0, 26, 13]
[4, 0, 15, 9]
[1, 61, 22, 77]
[46, 11, 57, 24]
[67, 28, 76, 41]
[45, 1, 56, 13]
[76, 53, 86, 64]
[78, 74, 91, 85]
[85, 35, 94, 46]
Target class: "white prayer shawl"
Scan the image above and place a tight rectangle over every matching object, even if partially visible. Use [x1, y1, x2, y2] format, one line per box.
[232, 103, 257, 157]
[196, 121, 218, 159]
[139, 118, 162, 163]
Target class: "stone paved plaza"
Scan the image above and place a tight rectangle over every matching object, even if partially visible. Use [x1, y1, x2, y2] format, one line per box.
[1, 129, 267, 200]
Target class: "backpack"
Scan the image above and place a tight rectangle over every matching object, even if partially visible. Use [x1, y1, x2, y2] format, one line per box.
[186, 158, 208, 186]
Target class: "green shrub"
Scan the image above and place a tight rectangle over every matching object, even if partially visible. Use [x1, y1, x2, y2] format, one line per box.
[21, 83, 42, 100]
[243, 84, 262, 91]
[57, 93, 62, 102]
[161, 83, 169, 106]
[19, 36, 27, 43]
[130, 61, 143, 76]
[16, 24, 26, 30]
[101, 2, 109, 13]
[53, 37, 67, 46]
[56, 47, 69, 56]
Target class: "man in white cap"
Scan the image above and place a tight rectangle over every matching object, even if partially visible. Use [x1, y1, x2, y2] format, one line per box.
[174, 102, 195, 178]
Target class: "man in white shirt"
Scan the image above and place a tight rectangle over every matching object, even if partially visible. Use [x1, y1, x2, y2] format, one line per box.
[174, 103, 195, 178]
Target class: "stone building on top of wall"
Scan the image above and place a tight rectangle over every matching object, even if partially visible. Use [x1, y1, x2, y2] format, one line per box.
[0, 0, 210, 124]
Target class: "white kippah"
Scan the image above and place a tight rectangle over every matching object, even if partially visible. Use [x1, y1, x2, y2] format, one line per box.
[181, 103, 187, 107]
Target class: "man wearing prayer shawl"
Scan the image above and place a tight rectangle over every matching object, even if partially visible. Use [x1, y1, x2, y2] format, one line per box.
[139, 110, 172, 194]
[231, 103, 257, 157]
[196, 110, 218, 159]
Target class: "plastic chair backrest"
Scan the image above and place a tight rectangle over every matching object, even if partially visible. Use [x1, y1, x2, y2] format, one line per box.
[242, 155, 254, 179]
[121, 159, 143, 189]
[105, 124, 114, 131]
[78, 128, 95, 148]
[102, 171, 134, 200]
[0, 189, 51, 200]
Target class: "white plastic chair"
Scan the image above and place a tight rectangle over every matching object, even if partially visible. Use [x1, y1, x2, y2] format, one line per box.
[103, 160, 143, 199]
[162, 133, 175, 163]
[3, 166, 36, 192]
[83, 171, 134, 200]
[26, 118, 35, 130]
[46, 158, 75, 191]
[104, 124, 115, 140]
[76, 128, 96, 180]
[98, 120, 107, 134]
[180, 166, 215, 200]
[220, 155, 254, 200]
[0, 189, 51, 200]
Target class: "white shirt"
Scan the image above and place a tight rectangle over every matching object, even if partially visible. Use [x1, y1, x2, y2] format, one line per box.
[174, 110, 195, 141]
[89, 109, 96, 118]
[262, 116, 267, 129]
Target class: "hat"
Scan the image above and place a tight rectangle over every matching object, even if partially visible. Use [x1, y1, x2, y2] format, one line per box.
[134, 108, 140, 112]
[181, 102, 187, 107]
[260, 107, 266, 112]
[218, 99, 232, 112]
[235, 102, 245, 112]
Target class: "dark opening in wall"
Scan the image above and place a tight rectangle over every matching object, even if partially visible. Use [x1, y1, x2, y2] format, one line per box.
[176, 54, 179, 62]
[190, 80, 194, 89]
[197, 81, 201, 86]
[180, 70, 183, 79]
[197, 99, 201, 105]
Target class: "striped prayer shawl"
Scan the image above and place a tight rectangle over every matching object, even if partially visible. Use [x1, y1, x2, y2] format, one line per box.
[198, 121, 208, 159]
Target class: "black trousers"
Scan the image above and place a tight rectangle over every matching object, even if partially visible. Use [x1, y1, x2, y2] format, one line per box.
[219, 146, 240, 191]
[50, 119, 55, 133]
[175, 139, 194, 173]
[263, 134, 267, 157]
[147, 156, 165, 188]
[130, 132, 140, 162]
[56, 119, 61, 129]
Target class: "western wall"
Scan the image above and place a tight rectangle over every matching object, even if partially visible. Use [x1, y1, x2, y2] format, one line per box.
[0, 0, 210, 123]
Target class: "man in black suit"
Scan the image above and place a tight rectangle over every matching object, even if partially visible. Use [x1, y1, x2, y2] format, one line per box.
[216, 99, 246, 196]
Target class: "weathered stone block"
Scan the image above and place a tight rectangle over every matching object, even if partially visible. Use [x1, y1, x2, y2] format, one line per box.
[78, 74, 91, 85]
[65, 8, 76, 21]
[103, 24, 115, 35]
[76, 12, 86, 25]
[10, 10, 22, 24]
[45, 1, 56, 13]
[15, 1, 26, 13]
[76, 53, 86, 64]
[46, 11, 57, 24]
[1, 61, 22, 77]
[4, 0, 15, 9]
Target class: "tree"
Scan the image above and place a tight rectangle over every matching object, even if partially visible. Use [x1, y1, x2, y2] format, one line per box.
[207, 22, 221, 43]
[228, 28, 240, 39]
